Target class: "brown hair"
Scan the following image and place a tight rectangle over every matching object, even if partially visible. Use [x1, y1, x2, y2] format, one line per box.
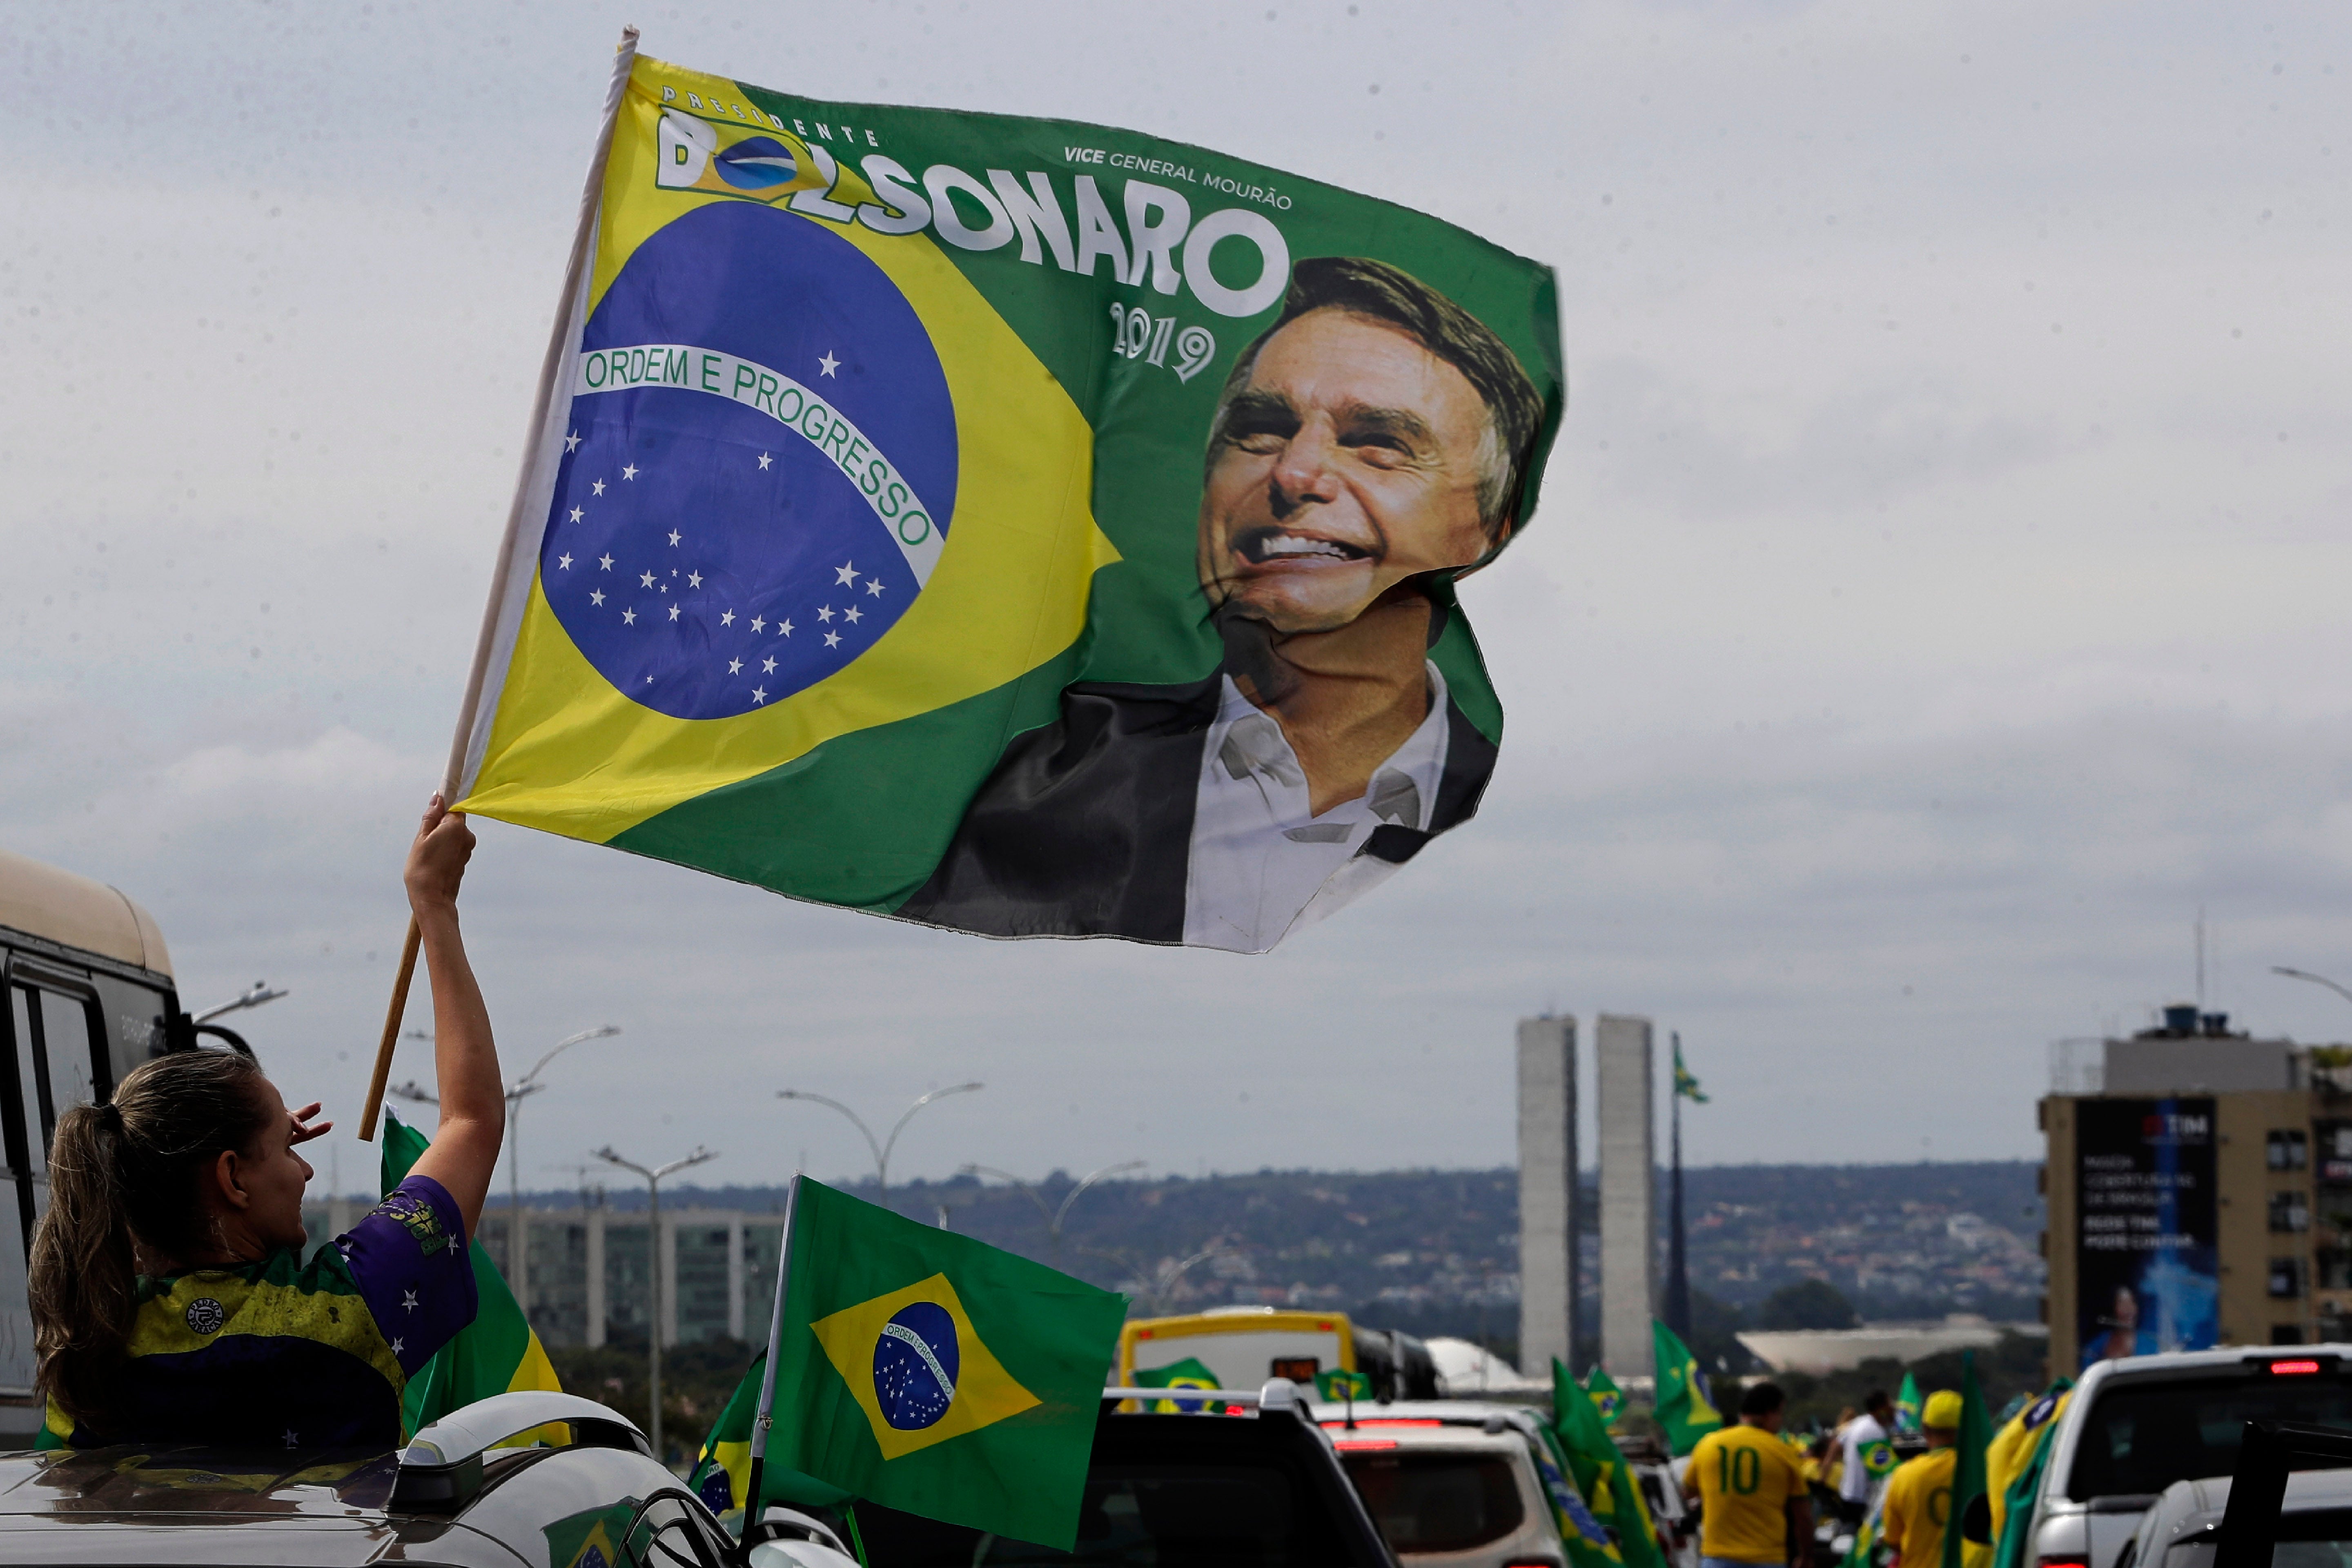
[29, 1049, 276, 1431]
[1205, 255, 1547, 543]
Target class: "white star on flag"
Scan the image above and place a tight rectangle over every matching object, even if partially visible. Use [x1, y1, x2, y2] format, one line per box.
[844, 605, 863, 624]
[728, 658, 742, 674]
[590, 589, 605, 606]
[557, 554, 573, 570]
[751, 686, 767, 704]
[564, 431, 581, 452]
[403, 1290, 419, 1312]
[866, 579, 884, 597]
[816, 606, 833, 622]
[622, 463, 639, 480]
[592, 479, 606, 496]
[390, 1337, 404, 1355]
[668, 604, 680, 621]
[762, 656, 777, 673]
[757, 452, 772, 470]
[640, 571, 656, 588]
[824, 630, 842, 648]
[668, 530, 681, 546]
[720, 610, 735, 626]
[779, 619, 794, 636]
[834, 560, 858, 585]
[599, 554, 614, 570]
[622, 608, 637, 625]
[818, 351, 840, 377]
[284, 1430, 301, 1448]
[689, 571, 703, 588]
[749, 615, 763, 632]
[568, 507, 583, 523]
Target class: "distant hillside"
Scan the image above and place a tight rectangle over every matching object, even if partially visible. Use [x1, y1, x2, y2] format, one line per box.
[526, 1160, 2044, 1364]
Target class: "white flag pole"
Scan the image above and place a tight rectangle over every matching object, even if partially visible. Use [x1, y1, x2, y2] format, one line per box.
[742, 1172, 803, 1523]
[360, 26, 640, 1141]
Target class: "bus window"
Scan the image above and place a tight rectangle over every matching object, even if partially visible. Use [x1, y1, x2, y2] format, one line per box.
[32, 990, 99, 1135]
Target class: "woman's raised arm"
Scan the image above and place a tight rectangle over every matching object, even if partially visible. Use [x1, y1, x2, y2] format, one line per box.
[401, 796, 505, 1239]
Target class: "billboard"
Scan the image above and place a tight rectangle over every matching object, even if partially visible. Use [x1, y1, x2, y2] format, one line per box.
[2077, 1096, 2219, 1367]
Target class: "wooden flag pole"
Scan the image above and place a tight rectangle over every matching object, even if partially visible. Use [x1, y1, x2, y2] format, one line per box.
[353, 26, 639, 1143]
[357, 916, 423, 1143]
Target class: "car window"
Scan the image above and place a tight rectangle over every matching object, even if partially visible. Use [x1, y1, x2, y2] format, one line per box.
[626, 1498, 722, 1568]
[2165, 1510, 2352, 1568]
[2070, 1381, 2352, 1501]
[1343, 1451, 1526, 1554]
[975, 1463, 1329, 1566]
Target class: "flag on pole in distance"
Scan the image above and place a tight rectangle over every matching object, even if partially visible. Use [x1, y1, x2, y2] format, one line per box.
[1988, 1381, 2073, 1568]
[1650, 1321, 1723, 1457]
[1584, 1365, 1626, 1423]
[379, 1110, 566, 1440]
[1313, 1368, 1372, 1403]
[1941, 1352, 1996, 1568]
[763, 1178, 1126, 1549]
[450, 41, 1566, 956]
[1895, 1371, 1924, 1436]
[1673, 1040, 1708, 1103]
[1552, 1359, 1669, 1568]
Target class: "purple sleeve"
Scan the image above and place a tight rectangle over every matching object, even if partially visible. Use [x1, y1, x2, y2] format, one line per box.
[337, 1174, 479, 1376]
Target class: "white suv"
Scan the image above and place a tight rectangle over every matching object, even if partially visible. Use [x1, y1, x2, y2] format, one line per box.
[2020, 1346, 2352, 1568]
[1312, 1399, 1588, 1568]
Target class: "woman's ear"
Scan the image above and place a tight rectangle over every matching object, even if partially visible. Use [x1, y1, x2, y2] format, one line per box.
[207, 1147, 254, 1213]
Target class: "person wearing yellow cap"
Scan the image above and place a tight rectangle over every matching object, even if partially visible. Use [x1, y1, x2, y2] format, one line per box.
[1686, 1382, 1814, 1568]
[1881, 1390, 1964, 1568]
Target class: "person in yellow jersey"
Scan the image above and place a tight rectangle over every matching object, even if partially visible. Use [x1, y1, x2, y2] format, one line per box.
[1686, 1382, 1815, 1568]
[1881, 1390, 1963, 1568]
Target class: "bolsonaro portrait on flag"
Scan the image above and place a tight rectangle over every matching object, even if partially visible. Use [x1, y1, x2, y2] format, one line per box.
[901, 255, 1543, 953]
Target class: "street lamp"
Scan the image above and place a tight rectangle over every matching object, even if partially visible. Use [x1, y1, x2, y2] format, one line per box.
[594, 1144, 718, 1464]
[192, 981, 288, 1024]
[385, 1025, 620, 1303]
[962, 1160, 1145, 1266]
[776, 1082, 982, 1196]
[1081, 1239, 1227, 1317]
[2274, 967, 2352, 1011]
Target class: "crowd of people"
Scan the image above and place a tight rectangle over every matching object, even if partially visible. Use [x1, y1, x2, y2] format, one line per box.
[1677, 1380, 1972, 1568]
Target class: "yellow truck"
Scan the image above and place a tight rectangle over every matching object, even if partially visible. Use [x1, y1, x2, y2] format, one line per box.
[1118, 1305, 1438, 1400]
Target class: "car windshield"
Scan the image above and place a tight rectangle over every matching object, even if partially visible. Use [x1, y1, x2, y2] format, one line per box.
[976, 1463, 1332, 1566]
[2165, 1508, 2352, 1568]
[2069, 1377, 2352, 1500]
[1341, 1450, 1526, 1553]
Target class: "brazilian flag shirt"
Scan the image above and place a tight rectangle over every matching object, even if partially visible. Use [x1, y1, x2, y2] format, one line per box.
[42, 1175, 478, 1450]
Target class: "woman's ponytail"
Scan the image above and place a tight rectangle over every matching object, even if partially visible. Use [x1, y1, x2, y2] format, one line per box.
[28, 1049, 272, 1433]
[30, 1100, 138, 1428]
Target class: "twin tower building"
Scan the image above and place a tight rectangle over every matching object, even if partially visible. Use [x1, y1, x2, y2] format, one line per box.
[1517, 1013, 1660, 1382]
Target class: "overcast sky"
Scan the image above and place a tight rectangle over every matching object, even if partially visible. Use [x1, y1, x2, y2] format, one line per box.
[5, 1, 2348, 1198]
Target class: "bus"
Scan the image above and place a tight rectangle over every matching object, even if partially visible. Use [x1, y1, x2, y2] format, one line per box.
[0, 846, 213, 1441]
[1119, 1306, 1439, 1401]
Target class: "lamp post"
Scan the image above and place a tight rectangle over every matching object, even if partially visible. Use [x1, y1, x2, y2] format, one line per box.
[192, 981, 288, 1024]
[387, 1025, 620, 1309]
[776, 1082, 982, 1196]
[962, 1160, 1145, 1267]
[594, 1144, 717, 1464]
[2274, 967, 2352, 1012]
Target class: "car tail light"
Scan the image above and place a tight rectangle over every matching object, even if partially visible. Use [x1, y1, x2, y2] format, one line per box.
[2038, 1557, 2089, 1568]
[2272, 1359, 2323, 1374]
[1334, 1438, 1399, 1451]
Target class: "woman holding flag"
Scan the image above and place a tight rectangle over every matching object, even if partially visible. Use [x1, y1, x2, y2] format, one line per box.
[26, 796, 503, 1448]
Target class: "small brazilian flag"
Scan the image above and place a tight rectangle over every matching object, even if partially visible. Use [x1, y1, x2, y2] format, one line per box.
[761, 1177, 1126, 1549]
[1584, 1365, 1625, 1423]
[1315, 1368, 1373, 1402]
[1136, 1355, 1229, 1412]
[1650, 1320, 1723, 1457]
[1895, 1371, 1923, 1436]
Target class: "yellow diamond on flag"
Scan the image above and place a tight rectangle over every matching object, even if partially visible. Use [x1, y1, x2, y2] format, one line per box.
[808, 1273, 1040, 1461]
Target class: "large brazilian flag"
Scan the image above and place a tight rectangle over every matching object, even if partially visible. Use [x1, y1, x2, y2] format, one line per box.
[452, 36, 1565, 951]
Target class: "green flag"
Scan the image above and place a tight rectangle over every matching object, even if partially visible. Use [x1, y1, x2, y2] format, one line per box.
[1314, 1368, 1372, 1403]
[1584, 1366, 1625, 1423]
[1135, 1355, 1232, 1413]
[688, 1349, 855, 1519]
[1895, 1371, 1923, 1436]
[1673, 1040, 1708, 1103]
[1989, 1383, 2072, 1568]
[380, 1109, 565, 1440]
[760, 1177, 1126, 1550]
[1650, 1321, 1723, 1457]
[1552, 1358, 1670, 1568]
[1942, 1352, 1996, 1568]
